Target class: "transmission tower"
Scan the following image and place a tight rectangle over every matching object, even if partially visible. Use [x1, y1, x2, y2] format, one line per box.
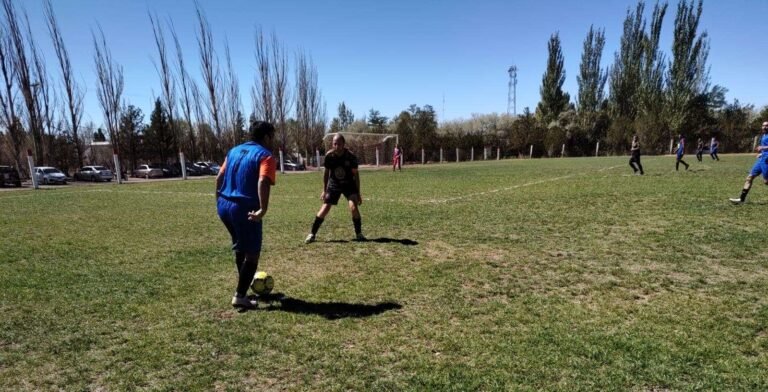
[507, 65, 517, 116]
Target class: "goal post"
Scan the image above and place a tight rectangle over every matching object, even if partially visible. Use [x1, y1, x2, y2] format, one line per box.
[322, 132, 399, 166]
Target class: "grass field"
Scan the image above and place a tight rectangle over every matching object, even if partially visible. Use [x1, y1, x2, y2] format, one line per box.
[2, 154, 768, 391]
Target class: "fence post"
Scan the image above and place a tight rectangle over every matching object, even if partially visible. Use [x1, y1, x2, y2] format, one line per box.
[561, 144, 565, 157]
[595, 141, 600, 157]
[375, 148, 380, 167]
[316, 149, 321, 170]
[471, 147, 474, 161]
[27, 149, 38, 189]
[456, 148, 460, 163]
[113, 148, 123, 184]
[440, 148, 443, 163]
[421, 148, 425, 164]
[497, 147, 500, 160]
[279, 149, 285, 173]
[529, 145, 533, 159]
[179, 151, 187, 180]
[669, 139, 674, 154]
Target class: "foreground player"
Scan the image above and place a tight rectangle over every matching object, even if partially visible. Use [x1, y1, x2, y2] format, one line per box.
[305, 133, 365, 243]
[216, 121, 276, 309]
[393, 145, 402, 171]
[729, 121, 768, 204]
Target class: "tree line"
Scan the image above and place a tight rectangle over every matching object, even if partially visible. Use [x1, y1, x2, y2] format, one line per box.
[0, 0, 326, 175]
[331, 0, 764, 162]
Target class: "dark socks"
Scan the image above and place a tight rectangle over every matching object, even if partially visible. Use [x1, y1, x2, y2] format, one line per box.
[353, 217, 362, 235]
[740, 188, 749, 202]
[236, 257, 259, 297]
[311, 216, 324, 235]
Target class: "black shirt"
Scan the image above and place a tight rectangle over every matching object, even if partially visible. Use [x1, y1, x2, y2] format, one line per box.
[324, 149, 359, 190]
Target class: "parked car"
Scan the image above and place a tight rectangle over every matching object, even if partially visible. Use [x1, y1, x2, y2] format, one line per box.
[282, 158, 306, 171]
[173, 162, 204, 176]
[157, 163, 181, 178]
[34, 166, 68, 185]
[0, 165, 22, 187]
[74, 165, 113, 182]
[194, 161, 221, 175]
[132, 164, 164, 179]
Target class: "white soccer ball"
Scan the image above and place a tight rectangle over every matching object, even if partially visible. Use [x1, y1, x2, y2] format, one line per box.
[251, 271, 275, 295]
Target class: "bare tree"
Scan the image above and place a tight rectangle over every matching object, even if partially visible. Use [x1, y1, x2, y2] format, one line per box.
[252, 26, 272, 124]
[28, 16, 57, 165]
[295, 49, 324, 158]
[0, 22, 24, 171]
[224, 38, 243, 146]
[149, 12, 178, 157]
[270, 31, 291, 151]
[2, 0, 44, 163]
[170, 20, 197, 161]
[92, 25, 124, 156]
[44, 0, 84, 168]
[195, 5, 222, 158]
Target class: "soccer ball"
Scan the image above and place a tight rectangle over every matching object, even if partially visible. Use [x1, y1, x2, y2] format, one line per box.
[251, 271, 274, 295]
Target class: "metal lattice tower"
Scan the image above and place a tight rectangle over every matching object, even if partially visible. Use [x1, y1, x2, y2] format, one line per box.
[507, 65, 517, 116]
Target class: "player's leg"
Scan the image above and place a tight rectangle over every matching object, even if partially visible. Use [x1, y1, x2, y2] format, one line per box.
[227, 202, 262, 309]
[731, 162, 761, 203]
[636, 156, 644, 175]
[347, 193, 365, 240]
[307, 191, 340, 243]
[629, 157, 638, 173]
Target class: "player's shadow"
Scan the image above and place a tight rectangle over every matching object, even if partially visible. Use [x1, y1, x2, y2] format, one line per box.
[327, 237, 418, 245]
[251, 293, 402, 319]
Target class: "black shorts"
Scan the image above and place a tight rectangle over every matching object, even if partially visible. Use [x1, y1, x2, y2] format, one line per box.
[324, 187, 358, 205]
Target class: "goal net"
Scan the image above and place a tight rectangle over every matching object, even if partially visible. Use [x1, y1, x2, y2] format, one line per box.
[322, 132, 399, 166]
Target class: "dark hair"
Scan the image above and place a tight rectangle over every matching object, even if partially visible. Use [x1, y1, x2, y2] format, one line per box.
[333, 133, 345, 144]
[249, 121, 275, 142]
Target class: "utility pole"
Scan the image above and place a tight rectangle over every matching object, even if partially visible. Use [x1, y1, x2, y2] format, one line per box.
[507, 66, 517, 116]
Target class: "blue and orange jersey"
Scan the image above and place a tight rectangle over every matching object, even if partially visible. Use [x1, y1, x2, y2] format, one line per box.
[217, 141, 276, 204]
[760, 133, 768, 158]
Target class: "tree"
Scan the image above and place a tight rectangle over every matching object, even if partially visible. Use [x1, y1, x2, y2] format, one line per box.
[149, 13, 178, 156]
[336, 101, 354, 130]
[667, 0, 710, 136]
[195, 5, 223, 158]
[119, 104, 144, 170]
[536, 32, 570, 125]
[44, 0, 85, 168]
[170, 20, 197, 162]
[636, 1, 669, 153]
[252, 26, 272, 124]
[145, 98, 173, 164]
[0, 20, 25, 172]
[577, 25, 607, 116]
[93, 25, 124, 149]
[367, 109, 388, 133]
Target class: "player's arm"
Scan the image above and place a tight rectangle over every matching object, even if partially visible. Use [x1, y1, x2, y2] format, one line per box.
[353, 168, 362, 205]
[215, 158, 227, 201]
[249, 156, 276, 221]
[321, 167, 330, 199]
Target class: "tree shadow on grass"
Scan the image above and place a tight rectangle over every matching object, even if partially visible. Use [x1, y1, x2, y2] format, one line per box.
[326, 237, 418, 245]
[244, 293, 402, 319]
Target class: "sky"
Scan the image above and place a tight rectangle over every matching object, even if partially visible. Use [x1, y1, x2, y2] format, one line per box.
[20, 0, 768, 127]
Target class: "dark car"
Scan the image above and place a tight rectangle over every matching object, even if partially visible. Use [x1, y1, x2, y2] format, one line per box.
[282, 159, 306, 171]
[0, 165, 22, 187]
[156, 163, 181, 178]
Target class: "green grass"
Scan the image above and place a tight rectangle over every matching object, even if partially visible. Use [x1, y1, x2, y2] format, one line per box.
[2, 154, 768, 391]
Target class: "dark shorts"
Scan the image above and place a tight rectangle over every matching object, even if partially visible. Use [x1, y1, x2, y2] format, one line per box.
[217, 198, 263, 253]
[324, 186, 359, 205]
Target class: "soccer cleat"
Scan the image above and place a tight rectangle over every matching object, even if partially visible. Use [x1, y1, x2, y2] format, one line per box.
[355, 233, 367, 241]
[729, 198, 743, 204]
[231, 295, 258, 309]
[304, 233, 316, 244]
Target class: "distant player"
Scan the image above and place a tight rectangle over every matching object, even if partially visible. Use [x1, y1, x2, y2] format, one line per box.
[675, 134, 689, 171]
[392, 145, 402, 172]
[216, 121, 276, 309]
[729, 121, 768, 204]
[305, 133, 365, 243]
[629, 135, 644, 175]
[696, 138, 705, 162]
[710, 136, 720, 161]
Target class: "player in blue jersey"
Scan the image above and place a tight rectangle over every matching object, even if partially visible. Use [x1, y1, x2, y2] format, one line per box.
[710, 136, 720, 161]
[675, 134, 689, 171]
[305, 133, 365, 243]
[216, 121, 277, 309]
[730, 121, 768, 204]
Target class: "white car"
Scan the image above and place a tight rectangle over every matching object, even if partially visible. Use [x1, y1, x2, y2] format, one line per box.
[74, 165, 113, 182]
[34, 166, 68, 185]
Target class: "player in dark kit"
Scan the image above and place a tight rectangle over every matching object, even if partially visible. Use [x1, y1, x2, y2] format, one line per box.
[729, 121, 768, 204]
[305, 133, 365, 243]
[675, 134, 689, 171]
[216, 121, 276, 309]
[629, 135, 644, 175]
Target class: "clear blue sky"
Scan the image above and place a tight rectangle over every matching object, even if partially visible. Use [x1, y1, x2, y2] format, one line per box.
[22, 0, 768, 127]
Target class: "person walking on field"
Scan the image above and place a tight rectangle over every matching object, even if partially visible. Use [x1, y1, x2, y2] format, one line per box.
[392, 145, 402, 171]
[710, 136, 720, 161]
[696, 137, 705, 162]
[629, 135, 644, 175]
[729, 121, 768, 204]
[675, 134, 690, 171]
[216, 121, 277, 309]
[305, 133, 366, 243]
